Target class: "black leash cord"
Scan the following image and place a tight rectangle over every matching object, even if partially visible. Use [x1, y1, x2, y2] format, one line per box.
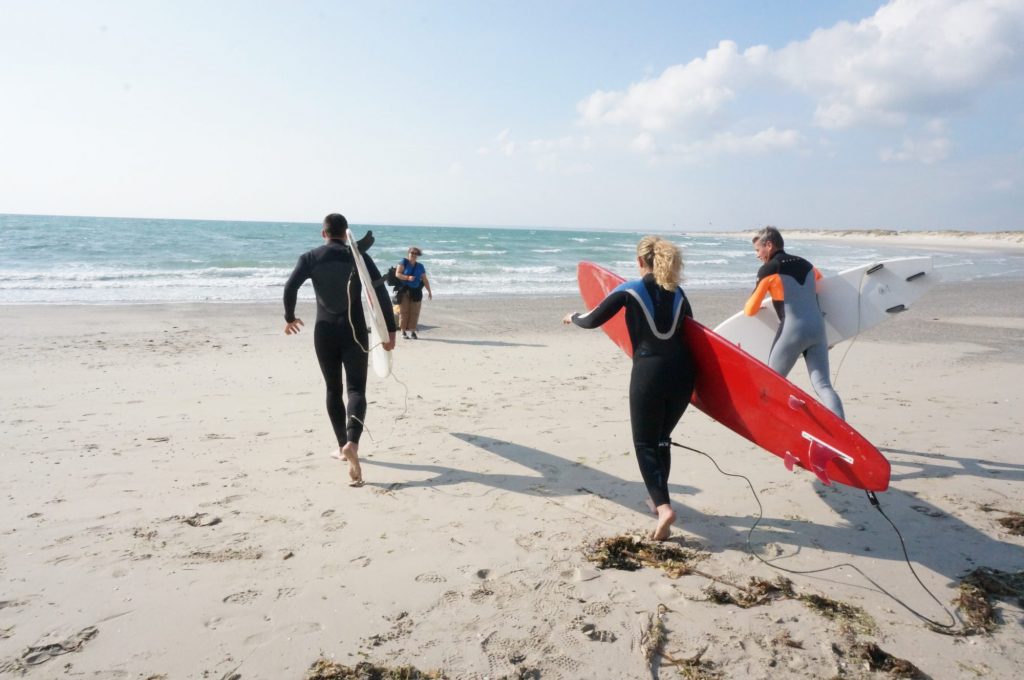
[671, 442, 959, 632]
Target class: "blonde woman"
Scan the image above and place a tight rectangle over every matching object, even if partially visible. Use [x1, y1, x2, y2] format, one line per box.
[563, 236, 696, 540]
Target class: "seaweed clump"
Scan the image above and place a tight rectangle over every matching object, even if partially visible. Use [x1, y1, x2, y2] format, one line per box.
[585, 535, 708, 578]
[305, 658, 444, 680]
[664, 645, 723, 680]
[995, 512, 1024, 536]
[849, 642, 928, 679]
[799, 593, 877, 635]
[702, 576, 796, 608]
[954, 567, 1024, 634]
[638, 606, 722, 680]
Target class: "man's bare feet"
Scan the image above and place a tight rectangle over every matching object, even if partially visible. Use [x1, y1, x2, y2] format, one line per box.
[651, 504, 676, 541]
[341, 442, 363, 487]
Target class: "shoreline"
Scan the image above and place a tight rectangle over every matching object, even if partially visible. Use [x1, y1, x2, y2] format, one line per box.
[1, 275, 1023, 329]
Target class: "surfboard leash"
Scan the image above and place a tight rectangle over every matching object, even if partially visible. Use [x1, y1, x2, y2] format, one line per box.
[671, 441, 959, 633]
[339, 268, 412, 445]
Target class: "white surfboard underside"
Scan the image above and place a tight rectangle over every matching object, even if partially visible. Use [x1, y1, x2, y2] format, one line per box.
[714, 257, 936, 364]
[347, 230, 393, 378]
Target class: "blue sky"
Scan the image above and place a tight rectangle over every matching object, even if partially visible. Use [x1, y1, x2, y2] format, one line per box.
[1, 0, 1022, 230]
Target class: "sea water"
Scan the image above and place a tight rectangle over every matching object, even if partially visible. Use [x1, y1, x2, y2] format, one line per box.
[1, 213, 1022, 304]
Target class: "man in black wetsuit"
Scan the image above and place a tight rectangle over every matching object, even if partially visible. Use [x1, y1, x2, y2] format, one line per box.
[283, 213, 397, 486]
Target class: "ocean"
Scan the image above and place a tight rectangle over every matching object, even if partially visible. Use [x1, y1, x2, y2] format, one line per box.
[2, 214, 1022, 304]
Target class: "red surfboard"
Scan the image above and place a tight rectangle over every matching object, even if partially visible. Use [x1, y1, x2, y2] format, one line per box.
[577, 261, 890, 492]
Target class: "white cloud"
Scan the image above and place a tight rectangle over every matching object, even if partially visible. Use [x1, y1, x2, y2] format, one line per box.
[476, 131, 594, 174]
[577, 40, 749, 132]
[778, 0, 1024, 129]
[478, 129, 518, 156]
[879, 134, 951, 163]
[496, 129, 516, 156]
[675, 127, 804, 158]
[576, 0, 1024, 154]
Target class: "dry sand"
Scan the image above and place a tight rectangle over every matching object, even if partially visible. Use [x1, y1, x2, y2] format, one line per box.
[2, 279, 1023, 678]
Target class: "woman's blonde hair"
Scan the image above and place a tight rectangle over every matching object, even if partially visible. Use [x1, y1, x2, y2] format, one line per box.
[637, 235, 682, 291]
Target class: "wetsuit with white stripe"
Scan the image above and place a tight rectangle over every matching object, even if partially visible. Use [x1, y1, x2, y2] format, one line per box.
[284, 239, 397, 445]
[572, 274, 696, 507]
[745, 250, 844, 419]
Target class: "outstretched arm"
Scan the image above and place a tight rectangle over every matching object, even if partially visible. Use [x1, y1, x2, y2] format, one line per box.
[563, 290, 628, 328]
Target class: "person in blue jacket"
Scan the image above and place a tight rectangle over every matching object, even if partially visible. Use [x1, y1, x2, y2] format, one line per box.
[395, 246, 433, 339]
[563, 236, 696, 540]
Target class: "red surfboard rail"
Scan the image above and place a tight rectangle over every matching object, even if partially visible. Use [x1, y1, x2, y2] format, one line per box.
[577, 261, 890, 492]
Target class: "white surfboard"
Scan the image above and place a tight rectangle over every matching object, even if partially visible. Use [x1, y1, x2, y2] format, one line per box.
[347, 229, 393, 378]
[714, 257, 936, 364]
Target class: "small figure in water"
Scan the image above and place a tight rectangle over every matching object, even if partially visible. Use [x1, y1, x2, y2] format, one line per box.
[564, 236, 697, 540]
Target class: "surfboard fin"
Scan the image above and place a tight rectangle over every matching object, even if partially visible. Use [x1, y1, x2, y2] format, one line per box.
[866, 263, 884, 275]
[807, 440, 837, 486]
[886, 304, 907, 313]
[788, 395, 806, 410]
[906, 271, 926, 282]
[783, 451, 797, 472]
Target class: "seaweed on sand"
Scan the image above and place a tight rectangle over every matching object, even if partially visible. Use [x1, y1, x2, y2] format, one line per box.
[995, 513, 1024, 535]
[585, 534, 709, 578]
[799, 594, 877, 635]
[954, 567, 1024, 634]
[701, 576, 796, 608]
[849, 642, 929, 679]
[662, 645, 724, 680]
[305, 659, 444, 680]
[978, 504, 1024, 536]
[637, 605, 722, 680]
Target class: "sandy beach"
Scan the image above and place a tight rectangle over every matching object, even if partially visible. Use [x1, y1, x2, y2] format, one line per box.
[2, 275, 1023, 678]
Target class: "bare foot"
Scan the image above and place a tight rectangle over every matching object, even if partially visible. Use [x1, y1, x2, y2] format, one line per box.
[341, 443, 363, 487]
[650, 504, 676, 541]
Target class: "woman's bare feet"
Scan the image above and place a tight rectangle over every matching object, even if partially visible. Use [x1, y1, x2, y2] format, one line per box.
[340, 442, 363, 487]
[651, 504, 676, 541]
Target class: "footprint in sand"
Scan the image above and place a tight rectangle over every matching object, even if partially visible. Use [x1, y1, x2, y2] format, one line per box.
[222, 590, 260, 604]
[181, 513, 221, 527]
[243, 622, 322, 646]
[414, 573, 447, 584]
[911, 505, 946, 518]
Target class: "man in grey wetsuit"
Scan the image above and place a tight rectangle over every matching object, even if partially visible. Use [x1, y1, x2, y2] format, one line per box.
[746, 226, 845, 419]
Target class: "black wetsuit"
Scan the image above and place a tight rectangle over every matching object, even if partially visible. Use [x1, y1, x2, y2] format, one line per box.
[572, 274, 697, 507]
[283, 240, 397, 446]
